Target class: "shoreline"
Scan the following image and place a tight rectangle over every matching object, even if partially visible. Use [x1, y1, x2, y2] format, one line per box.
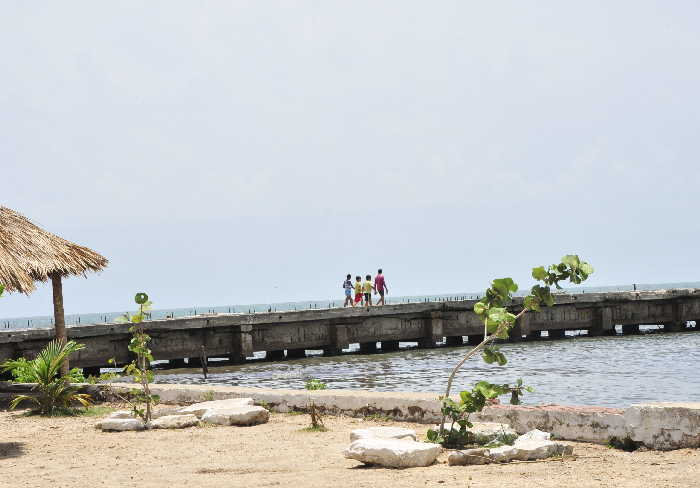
[106, 383, 700, 450]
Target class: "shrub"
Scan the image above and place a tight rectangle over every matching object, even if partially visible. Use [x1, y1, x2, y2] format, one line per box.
[305, 378, 327, 430]
[0, 339, 92, 415]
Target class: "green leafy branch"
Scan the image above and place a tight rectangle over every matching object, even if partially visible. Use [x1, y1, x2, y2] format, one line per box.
[439, 255, 593, 434]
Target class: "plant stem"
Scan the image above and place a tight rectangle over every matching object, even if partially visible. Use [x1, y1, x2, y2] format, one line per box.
[439, 308, 528, 432]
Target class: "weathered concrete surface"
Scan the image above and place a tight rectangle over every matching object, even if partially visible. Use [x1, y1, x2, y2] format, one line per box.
[625, 402, 700, 450]
[472, 404, 628, 444]
[343, 438, 441, 468]
[107, 384, 700, 450]
[2, 288, 699, 368]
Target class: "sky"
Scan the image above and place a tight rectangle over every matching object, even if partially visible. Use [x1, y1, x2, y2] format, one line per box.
[2, 1, 699, 318]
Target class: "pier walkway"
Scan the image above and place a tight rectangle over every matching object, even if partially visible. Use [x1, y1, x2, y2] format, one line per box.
[1, 288, 699, 374]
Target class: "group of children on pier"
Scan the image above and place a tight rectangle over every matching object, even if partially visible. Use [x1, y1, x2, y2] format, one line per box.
[342, 269, 388, 307]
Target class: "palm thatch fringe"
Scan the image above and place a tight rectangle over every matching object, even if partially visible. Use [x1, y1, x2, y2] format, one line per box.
[0, 206, 108, 294]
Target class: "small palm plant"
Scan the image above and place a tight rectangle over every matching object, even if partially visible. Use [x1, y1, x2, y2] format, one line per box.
[1, 339, 92, 415]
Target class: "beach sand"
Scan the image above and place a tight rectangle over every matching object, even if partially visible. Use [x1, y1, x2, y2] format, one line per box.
[1, 405, 698, 488]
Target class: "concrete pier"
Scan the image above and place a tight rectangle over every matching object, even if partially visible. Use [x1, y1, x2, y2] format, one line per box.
[1, 288, 700, 369]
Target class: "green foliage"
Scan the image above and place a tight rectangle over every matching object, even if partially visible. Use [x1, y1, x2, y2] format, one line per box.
[0, 339, 92, 415]
[305, 379, 327, 391]
[114, 292, 159, 421]
[473, 255, 594, 364]
[440, 255, 593, 444]
[507, 378, 534, 405]
[428, 380, 514, 448]
[0, 283, 4, 298]
[305, 378, 327, 429]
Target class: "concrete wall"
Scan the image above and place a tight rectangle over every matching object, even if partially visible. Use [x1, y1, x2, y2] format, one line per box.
[109, 383, 700, 450]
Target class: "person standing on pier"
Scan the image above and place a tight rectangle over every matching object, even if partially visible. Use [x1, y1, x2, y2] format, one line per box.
[354, 275, 363, 305]
[342, 274, 354, 307]
[374, 269, 388, 306]
[363, 274, 375, 307]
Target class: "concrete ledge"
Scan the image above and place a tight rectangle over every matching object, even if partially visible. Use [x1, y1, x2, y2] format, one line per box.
[109, 383, 700, 450]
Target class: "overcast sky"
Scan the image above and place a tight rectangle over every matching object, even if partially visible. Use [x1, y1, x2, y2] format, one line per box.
[2, 1, 699, 318]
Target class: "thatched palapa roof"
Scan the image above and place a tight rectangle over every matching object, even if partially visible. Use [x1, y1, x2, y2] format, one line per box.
[0, 206, 108, 294]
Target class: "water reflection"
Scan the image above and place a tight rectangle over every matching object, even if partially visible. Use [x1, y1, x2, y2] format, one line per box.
[152, 332, 700, 407]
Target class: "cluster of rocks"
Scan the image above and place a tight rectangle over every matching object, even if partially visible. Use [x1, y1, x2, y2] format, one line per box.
[343, 424, 573, 469]
[448, 429, 573, 465]
[97, 398, 269, 432]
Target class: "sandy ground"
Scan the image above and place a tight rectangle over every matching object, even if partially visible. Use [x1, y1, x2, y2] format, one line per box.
[1, 405, 698, 488]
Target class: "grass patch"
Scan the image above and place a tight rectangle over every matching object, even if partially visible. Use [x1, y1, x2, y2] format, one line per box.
[20, 405, 113, 418]
[76, 405, 117, 417]
[300, 425, 328, 433]
[287, 410, 305, 416]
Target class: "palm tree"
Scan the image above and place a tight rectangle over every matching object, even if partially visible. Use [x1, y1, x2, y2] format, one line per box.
[1, 339, 92, 415]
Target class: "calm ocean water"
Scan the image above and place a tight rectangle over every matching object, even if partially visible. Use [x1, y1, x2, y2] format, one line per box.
[4, 282, 700, 407]
[149, 330, 700, 408]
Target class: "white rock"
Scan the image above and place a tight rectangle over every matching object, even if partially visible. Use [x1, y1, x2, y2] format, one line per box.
[447, 448, 491, 466]
[489, 440, 572, 462]
[150, 414, 199, 429]
[107, 410, 134, 419]
[515, 440, 573, 460]
[343, 438, 441, 468]
[177, 398, 255, 418]
[514, 429, 551, 444]
[350, 427, 417, 442]
[201, 405, 269, 426]
[487, 445, 526, 462]
[99, 418, 146, 432]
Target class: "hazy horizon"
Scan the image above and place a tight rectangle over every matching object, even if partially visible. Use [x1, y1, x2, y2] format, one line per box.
[3, 1, 699, 318]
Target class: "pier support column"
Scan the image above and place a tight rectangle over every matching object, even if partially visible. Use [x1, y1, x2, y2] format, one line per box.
[359, 342, 378, 354]
[622, 324, 640, 335]
[589, 307, 614, 336]
[169, 358, 186, 368]
[445, 336, 463, 347]
[381, 340, 400, 351]
[82, 366, 101, 377]
[467, 334, 484, 345]
[419, 312, 443, 348]
[286, 348, 306, 359]
[230, 324, 254, 364]
[665, 321, 686, 332]
[526, 331, 541, 340]
[548, 329, 566, 340]
[665, 301, 687, 332]
[325, 322, 349, 357]
[266, 350, 285, 360]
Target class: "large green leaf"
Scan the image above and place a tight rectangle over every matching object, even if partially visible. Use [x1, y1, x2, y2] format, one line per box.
[531, 266, 548, 281]
[561, 255, 580, 269]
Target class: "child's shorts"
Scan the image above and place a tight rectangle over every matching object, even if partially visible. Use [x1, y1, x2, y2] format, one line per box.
[364, 293, 371, 302]
[355, 293, 362, 303]
[345, 289, 352, 297]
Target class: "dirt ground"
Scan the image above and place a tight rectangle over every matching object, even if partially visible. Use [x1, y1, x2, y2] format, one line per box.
[1, 405, 698, 488]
